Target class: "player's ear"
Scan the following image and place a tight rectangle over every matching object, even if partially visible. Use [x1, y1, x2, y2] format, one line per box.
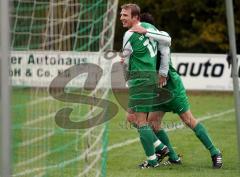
[132, 15, 139, 21]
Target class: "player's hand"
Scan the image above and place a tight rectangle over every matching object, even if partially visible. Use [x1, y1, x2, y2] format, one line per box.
[159, 76, 167, 87]
[120, 58, 125, 64]
[127, 113, 137, 124]
[126, 109, 136, 124]
[130, 25, 147, 34]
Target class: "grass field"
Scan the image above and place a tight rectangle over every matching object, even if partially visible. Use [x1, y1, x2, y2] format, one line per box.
[11, 89, 240, 177]
[106, 91, 240, 177]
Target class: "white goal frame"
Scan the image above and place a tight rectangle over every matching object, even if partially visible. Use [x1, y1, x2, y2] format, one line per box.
[0, 0, 11, 177]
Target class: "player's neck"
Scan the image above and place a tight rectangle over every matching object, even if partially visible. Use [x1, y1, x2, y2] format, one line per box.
[130, 20, 140, 28]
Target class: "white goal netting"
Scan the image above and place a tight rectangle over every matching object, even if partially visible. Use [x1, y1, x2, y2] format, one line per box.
[10, 0, 118, 177]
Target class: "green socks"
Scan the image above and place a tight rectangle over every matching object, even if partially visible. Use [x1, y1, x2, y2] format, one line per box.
[152, 131, 165, 152]
[193, 123, 219, 156]
[138, 125, 159, 165]
[155, 129, 179, 160]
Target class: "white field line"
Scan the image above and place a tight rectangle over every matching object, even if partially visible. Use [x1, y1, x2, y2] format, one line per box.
[34, 172, 46, 177]
[12, 108, 234, 177]
[14, 96, 54, 127]
[15, 151, 50, 168]
[17, 91, 108, 149]
[13, 127, 105, 176]
[15, 125, 101, 167]
[24, 113, 55, 126]
[18, 88, 109, 149]
[28, 96, 53, 106]
[12, 109, 234, 177]
[24, 84, 109, 127]
[75, 152, 102, 177]
[18, 66, 111, 150]
[12, 96, 53, 107]
[85, 108, 235, 155]
[16, 131, 55, 148]
[15, 126, 102, 168]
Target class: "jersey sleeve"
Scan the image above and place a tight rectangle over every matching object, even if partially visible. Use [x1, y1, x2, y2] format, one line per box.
[144, 28, 171, 77]
[122, 31, 133, 66]
[145, 29, 171, 46]
[158, 45, 170, 77]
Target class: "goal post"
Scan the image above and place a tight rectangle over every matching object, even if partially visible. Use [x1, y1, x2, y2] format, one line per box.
[0, 0, 11, 176]
[225, 0, 240, 160]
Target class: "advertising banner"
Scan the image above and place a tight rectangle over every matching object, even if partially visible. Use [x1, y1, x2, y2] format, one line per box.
[10, 51, 239, 91]
[172, 53, 240, 91]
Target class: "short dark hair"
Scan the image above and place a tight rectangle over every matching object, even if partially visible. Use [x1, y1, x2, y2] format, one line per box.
[121, 3, 140, 19]
[140, 12, 155, 25]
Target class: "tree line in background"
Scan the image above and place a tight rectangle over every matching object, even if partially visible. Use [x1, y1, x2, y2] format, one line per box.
[114, 0, 240, 54]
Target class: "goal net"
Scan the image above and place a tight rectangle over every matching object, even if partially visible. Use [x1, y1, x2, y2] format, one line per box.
[10, 0, 118, 176]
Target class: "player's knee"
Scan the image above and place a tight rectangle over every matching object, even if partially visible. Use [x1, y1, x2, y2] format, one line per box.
[180, 111, 197, 129]
[153, 126, 161, 133]
[148, 120, 160, 132]
[148, 113, 159, 122]
[127, 113, 137, 124]
[148, 113, 161, 132]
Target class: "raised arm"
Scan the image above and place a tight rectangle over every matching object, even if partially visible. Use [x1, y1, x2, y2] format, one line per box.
[146, 29, 171, 46]
[130, 25, 171, 46]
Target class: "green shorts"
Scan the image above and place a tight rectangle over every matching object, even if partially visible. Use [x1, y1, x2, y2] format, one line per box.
[154, 93, 190, 114]
[128, 81, 173, 113]
[152, 71, 190, 114]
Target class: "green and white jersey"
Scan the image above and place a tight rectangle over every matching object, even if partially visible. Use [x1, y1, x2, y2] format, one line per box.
[122, 22, 171, 86]
[146, 26, 188, 108]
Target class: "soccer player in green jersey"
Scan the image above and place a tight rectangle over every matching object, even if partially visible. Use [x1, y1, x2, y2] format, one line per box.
[137, 12, 182, 165]
[120, 3, 172, 168]
[130, 16, 223, 168]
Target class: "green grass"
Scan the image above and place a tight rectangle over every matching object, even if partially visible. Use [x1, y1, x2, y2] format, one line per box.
[106, 91, 240, 177]
[11, 89, 240, 177]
